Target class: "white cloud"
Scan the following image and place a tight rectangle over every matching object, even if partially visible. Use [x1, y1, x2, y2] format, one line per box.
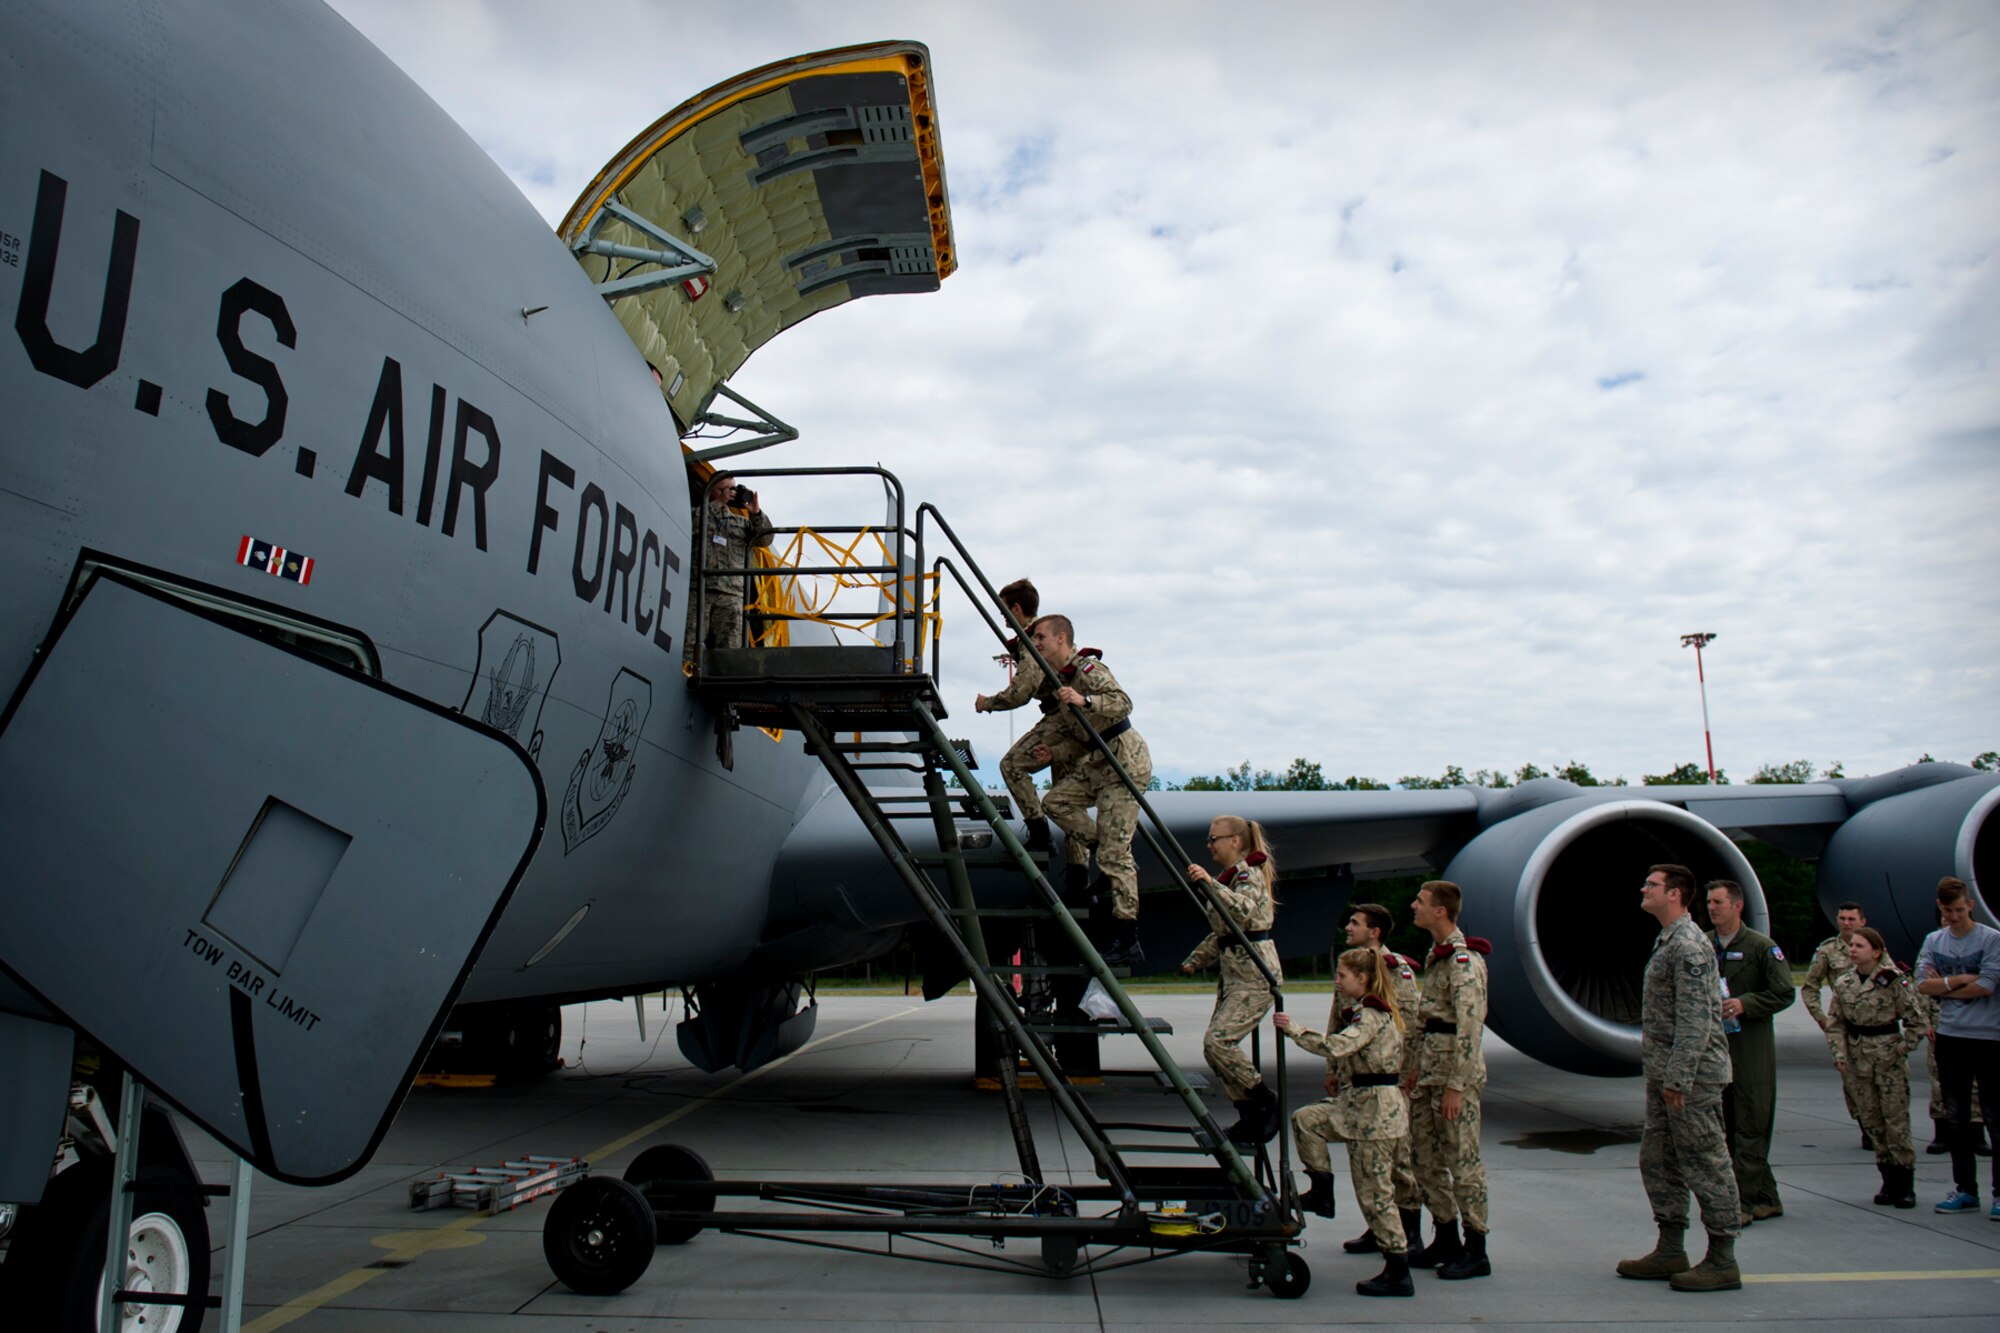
[328, 0, 2000, 784]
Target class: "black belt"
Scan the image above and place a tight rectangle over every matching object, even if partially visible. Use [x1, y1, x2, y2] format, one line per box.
[1351, 1073, 1400, 1088]
[1423, 1019, 1457, 1035]
[1222, 929, 1272, 953]
[1846, 1022, 1902, 1037]
[1098, 718, 1131, 742]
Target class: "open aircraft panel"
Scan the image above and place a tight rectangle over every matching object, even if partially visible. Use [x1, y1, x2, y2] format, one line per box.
[559, 42, 956, 430]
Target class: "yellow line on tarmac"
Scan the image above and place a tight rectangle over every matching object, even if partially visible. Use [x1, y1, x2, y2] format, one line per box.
[243, 1004, 922, 1333]
[1743, 1268, 2000, 1283]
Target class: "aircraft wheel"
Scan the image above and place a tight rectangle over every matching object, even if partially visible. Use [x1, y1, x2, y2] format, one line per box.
[624, 1144, 716, 1244]
[543, 1176, 655, 1295]
[0, 1159, 212, 1331]
[1265, 1249, 1310, 1299]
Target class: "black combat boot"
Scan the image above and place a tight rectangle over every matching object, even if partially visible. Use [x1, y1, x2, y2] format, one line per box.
[1224, 1099, 1258, 1147]
[1399, 1207, 1424, 1252]
[1299, 1169, 1337, 1218]
[1343, 1224, 1381, 1254]
[1098, 916, 1144, 968]
[1889, 1164, 1917, 1209]
[1064, 863, 1089, 898]
[1356, 1251, 1414, 1297]
[1873, 1162, 1894, 1205]
[1407, 1216, 1460, 1269]
[1023, 815, 1052, 851]
[1251, 1082, 1283, 1144]
[1437, 1225, 1490, 1279]
[1928, 1118, 1951, 1154]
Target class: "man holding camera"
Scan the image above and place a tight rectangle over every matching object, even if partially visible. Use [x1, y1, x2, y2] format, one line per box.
[689, 471, 773, 658]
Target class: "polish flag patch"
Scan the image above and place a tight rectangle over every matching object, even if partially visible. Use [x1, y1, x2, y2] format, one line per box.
[236, 534, 314, 586]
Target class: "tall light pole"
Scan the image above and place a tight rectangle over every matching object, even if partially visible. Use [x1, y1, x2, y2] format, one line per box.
[1680, 632, 1719, 783]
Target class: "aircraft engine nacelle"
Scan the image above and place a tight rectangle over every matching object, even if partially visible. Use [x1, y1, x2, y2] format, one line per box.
[1816, 769, 2000, 961]
[1444, 795, 1764, 1077]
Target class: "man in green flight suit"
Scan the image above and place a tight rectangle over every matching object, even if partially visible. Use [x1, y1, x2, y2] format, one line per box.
[1705, 878, 1797, 1223]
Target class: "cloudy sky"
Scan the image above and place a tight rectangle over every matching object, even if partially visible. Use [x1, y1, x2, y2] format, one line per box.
[329, 0, 1997, 787]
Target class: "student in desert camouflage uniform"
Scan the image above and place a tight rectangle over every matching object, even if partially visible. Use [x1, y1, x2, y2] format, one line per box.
[973, 583, 1080, 860]
[1825, 926, 1925, 1208]
[1181, 816, 1282, 1147]
[1801, 901, 1871, 1148]
[1619, 863, 1742, 1293]
[1276, 946, 1417, 1298]
[1338, 903, 1425, 1257]
[1034, 615, 1151, 966]
[1405, 881, 1493, 1281]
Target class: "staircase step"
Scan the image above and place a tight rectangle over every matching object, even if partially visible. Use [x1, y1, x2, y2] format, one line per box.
[984, 964, 1129, 977]
[1070, 1069, 1211, 1093]
[1025, 1016, 1173, 1035]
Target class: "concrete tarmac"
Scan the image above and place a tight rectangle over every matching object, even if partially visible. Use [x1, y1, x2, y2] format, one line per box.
[192, 993, 2000, 1330]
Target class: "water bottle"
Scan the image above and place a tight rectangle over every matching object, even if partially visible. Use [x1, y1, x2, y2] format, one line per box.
[1720, 977, 1741, 1034]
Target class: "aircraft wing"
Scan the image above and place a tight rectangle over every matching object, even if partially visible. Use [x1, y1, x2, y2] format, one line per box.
[772, 765, 1997, 1077]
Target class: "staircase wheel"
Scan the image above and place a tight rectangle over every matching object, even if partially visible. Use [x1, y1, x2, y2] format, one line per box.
[624, 1144, 717, 1245]
[543, 1176, 656, 1294]
[1265, 1249, 1311, 1299]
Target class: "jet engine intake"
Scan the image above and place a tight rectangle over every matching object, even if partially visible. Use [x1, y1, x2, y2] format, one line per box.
[1444, 797, 1764, 1077]
[1816, 769, 2000, 961]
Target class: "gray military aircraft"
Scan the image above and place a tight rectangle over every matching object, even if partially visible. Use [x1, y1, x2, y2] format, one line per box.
[2, 0, 1995, 1326]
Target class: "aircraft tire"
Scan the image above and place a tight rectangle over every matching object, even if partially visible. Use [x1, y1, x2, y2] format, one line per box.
[0, 1158, 211, 1331]
[624, 1144, 716, 1244]
[543, 1176, 656, 1295]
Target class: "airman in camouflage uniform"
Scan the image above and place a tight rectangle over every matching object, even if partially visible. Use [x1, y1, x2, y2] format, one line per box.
[1035, 618, 1150, 963]
[685, 473, 773, 660]
[1182, 825, 1281, 1145]
[1826, 927, 1926, 1206]
[1279, 954, 1414, 1297]
[1706, 880, 1796, 1223]
[1620, 864, 1741, 1293]
[1800, 903, 1868, 1146]
[1406, 881, 1492, 1280]
[1337, 905, 1425, 1256]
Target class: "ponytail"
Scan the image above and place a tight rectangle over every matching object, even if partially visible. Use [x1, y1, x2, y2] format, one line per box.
[1213, 814, 1279, 907]
[1338, 946, 1405, 1033]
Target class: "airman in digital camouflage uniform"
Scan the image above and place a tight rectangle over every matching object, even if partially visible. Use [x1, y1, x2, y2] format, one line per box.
[1340, 903, 1425, 1257]
[685, 472, 773, 661]
[1826, 925, 1926, 1208]
[1801, 901, 1870, 1148]
[1181, 817, 1282, 1147]
[1619, 863, 1741, 1293]
[1705, 879, 1796, 1224]
[1406, 881, 1493, 1281]
[1277, 946, 1416, 1298]
[1034, 615, 1151, 966]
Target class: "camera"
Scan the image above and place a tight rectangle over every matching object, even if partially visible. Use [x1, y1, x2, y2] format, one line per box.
[729, 484, 753, 508]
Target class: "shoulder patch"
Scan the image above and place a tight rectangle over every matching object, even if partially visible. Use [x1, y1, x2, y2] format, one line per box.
[1685, 959, 1705, 977]
[1770, 945, 1786, 961]
[1454, 953, 1471, 965]
[1080, 660, 1097, 673]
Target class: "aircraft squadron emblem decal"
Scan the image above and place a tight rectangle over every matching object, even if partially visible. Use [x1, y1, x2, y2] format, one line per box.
[563, 668, 651, 853]
[461, 611, 561, 763]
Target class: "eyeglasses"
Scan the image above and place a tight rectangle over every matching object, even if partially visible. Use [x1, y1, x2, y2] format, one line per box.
[1206, 834, 1235, 844]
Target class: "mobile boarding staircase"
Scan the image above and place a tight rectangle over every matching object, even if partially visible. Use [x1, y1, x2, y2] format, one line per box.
[537, 466, 1308, 1298]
